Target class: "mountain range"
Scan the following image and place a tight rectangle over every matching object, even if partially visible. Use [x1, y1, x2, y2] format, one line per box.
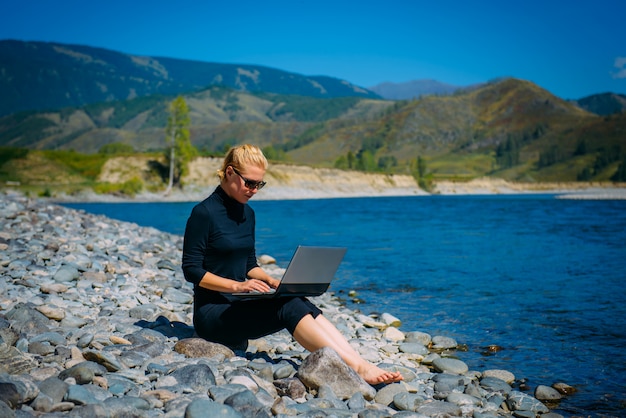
[0, 40, 625, 184]
[0, 40, 379, 117]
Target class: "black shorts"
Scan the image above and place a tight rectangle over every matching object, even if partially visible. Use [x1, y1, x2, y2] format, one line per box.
[193, 296, 322, 348]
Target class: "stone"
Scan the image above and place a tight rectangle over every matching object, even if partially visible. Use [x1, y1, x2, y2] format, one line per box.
[170, 363, 217, 392]
[273, 377, 306, 399]
[398, 342, 429, 356]
[297, 347, 376, 400]
[507, 391, 550, 413]
[480, 376, 512, 394]
[552, 382, 577, 395]
[432, 357, 469, 374]
[404, 331, 432, 346]
[185, 398, 241, 418]
[174, 338, 236, 359]
[53, 265, 80, 282]
[224, 389, 271, 417]
[534, 384, 563, 401]
[393, 392, 427, 411]
[482, 369, 515, 384]
[381, 312, 402, 327]
[374, 382, 407, 406]
[431, 336, 458, 350]
[383, 326, 405, 342]
[417, 400, 462, 416]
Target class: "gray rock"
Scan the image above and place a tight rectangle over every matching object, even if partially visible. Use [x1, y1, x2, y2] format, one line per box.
[224, 389, 271, 417]
[129, 303, 160, 320]
[374, 382, 407, 406]
[0, 396, 15, 417]
[37, 377, 68, 403]
[432, 357, 469, 374]
[53, 265, 80, 282]
[0, 382, 20, 409]
[102, 395, 151, 415]
[398, 342, 429, 356]
[64, 384, 101, 405]
[347, 391, 367, 410]
[507, 390, 550, 413]
[162, 286, 193, 304]
[446, 392, 481, 406]
[170, 363, 216, 392]
[297, 347, 376, 400]
[272, 362, 296, 379]
[0, 375, 39, 406]
[534, 384, 563, 401]
[59, 363, 95, 384]
[393, 392, 427, 411]
[4, 303, 51, 335]
[27, 341, 55, 356]
[431, 336, 458, 350]
[417, 400, 462, 416]
[186, 398, 243, 418]
[82, 350, 124, 372]
[209, 384, 248, 403]
[404, 331, 432, 346]
[479, 376, 512, 394]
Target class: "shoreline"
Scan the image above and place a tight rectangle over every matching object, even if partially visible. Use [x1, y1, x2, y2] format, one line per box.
[6, 178, 626, 204]
[0, 193, 575, 416]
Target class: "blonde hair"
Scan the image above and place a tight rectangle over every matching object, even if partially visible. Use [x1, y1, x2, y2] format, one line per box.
[217, 144, 268, 181]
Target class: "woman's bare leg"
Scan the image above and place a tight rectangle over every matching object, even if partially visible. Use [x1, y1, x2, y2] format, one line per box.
[293, 314, 403, 385]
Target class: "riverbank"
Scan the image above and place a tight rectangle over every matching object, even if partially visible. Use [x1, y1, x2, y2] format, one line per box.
[0, 193, 572, 417]
[12, 177, 626, 204]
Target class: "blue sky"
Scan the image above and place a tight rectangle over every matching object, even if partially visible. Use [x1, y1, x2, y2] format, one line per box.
[2, 0, 625, 99]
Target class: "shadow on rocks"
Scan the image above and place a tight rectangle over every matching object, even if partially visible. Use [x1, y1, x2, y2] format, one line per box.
[134, 315, 195, 340]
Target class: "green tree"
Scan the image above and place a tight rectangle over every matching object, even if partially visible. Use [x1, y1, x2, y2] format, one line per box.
[417, 156, 426, 179]
[412, 155, 432, 192]
[164, 96, 196, 194]
[334, 155, 348, 169]
[346, 151, 355, 169]
[377, 155, 397, 171]
[356, 150, 377, 171]
[496, 137, 520, 169]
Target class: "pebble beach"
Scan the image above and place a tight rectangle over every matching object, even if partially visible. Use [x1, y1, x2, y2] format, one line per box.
[0, 192, 576, 417]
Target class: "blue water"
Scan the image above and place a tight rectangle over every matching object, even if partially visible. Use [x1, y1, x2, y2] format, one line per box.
[64, 195, 626, 416]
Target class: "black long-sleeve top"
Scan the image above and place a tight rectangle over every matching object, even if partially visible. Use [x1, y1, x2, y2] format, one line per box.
[182, 186, 259, 307]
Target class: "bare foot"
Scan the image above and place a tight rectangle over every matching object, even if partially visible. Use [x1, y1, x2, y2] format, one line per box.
[358, 364, 404, 385]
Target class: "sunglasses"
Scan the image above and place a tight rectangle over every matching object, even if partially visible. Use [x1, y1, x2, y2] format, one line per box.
[232, 167, 267, 190]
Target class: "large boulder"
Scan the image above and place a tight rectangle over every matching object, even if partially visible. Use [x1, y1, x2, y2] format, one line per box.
[297, 347, 376, 400]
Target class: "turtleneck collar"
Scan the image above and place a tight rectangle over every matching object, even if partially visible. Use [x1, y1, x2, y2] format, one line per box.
[215, 185, 246, 222]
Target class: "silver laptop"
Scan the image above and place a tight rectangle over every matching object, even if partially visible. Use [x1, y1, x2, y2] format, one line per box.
[232, 246, 347, 299]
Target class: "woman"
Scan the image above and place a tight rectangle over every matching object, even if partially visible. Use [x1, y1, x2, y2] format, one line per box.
[182, 144, 402, 385]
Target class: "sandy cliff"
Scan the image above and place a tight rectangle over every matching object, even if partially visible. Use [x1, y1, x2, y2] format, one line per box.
[97, 156, 425, 201]
[88, 156, 626, 202]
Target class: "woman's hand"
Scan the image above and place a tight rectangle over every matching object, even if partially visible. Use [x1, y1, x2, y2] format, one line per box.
[245, 267, 280, 291]
[266, 277, 280, 289]
[234, 279, 273, 293]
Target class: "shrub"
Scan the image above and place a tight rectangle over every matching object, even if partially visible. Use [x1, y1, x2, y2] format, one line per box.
[94, 177, 143, 197]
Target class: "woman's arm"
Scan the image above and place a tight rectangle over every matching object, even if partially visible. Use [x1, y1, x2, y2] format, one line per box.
[197, 270, 272, 293]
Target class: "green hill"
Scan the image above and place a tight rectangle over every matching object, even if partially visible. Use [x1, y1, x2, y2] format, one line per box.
[1, 78, 625, 185]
